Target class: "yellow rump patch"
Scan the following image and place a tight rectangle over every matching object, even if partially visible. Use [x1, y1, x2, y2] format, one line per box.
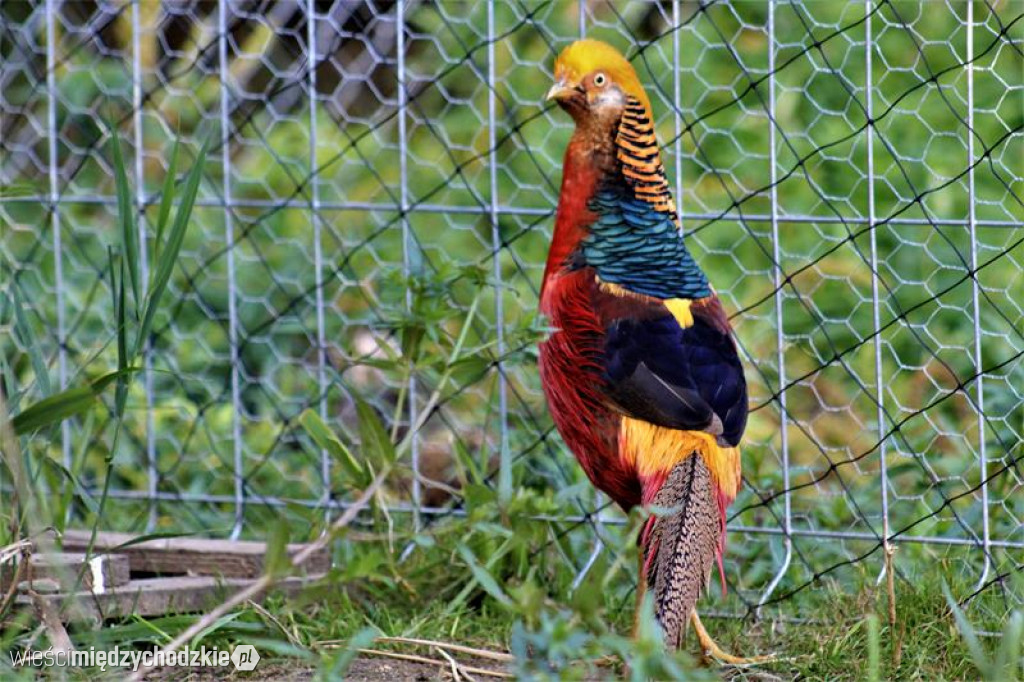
[664, 299, 694, 328]
[619, 417, 741, 499]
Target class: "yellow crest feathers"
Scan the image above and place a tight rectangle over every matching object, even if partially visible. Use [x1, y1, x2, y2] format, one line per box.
[553, 39, 652, 112]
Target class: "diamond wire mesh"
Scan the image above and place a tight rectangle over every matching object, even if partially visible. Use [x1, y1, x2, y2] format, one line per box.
[1, 0, 1022, 616]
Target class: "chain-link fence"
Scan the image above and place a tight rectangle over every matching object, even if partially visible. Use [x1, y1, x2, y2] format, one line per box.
[2, 0, 1023, 618]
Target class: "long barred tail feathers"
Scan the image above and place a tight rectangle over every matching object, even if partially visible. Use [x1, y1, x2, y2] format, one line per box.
[643, 453, 722, 649]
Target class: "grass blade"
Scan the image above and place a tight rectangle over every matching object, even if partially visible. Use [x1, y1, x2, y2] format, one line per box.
[993, 611, 1023, 680]
[356, 399, 396, 469]
[0, 353, 20, 414]
[11, 284, 51, 397]
[40, 455, 100, 516]
[456, 543, 513, 608]
[136, 137, 209, 357]
[298, 409, 368, 487]
[109, 247, 130, 419]
[110, 123, 140, 311]
[90, 368, 140, 394]
[154, 137, 180, 262]
[116, 258, 129, 417]
[944, 583, 991, 678]
[109, 531, 204, 551]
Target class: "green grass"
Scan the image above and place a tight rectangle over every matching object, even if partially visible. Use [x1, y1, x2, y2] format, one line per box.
[2, 539, 1016, 680]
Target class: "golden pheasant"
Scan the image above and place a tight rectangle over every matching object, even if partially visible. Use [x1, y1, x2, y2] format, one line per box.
[539, 39, 769, 664]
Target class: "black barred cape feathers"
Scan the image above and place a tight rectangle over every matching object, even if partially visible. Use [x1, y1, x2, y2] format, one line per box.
[645, 454, 721, 648]
[616, 95, 675, 215]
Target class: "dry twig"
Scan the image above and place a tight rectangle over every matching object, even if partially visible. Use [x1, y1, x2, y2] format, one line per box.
[0, 554, 26, 616]
[375, 636, 515, 663]
[0, 539, 33, 566]
[884, 542, 903, 669]
[29, 589, 74, 655]
[435, 645, 463, 681]
[435, 644, 480, 682]
[248, 599, 303, 649]
[355, 648, 511, 679]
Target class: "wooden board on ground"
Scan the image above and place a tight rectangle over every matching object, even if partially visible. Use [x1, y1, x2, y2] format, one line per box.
[60, 530, 329, 578]
[19, 574, 325, 624]
[11, 529, 332, 623]
[1, 552, 130, 592]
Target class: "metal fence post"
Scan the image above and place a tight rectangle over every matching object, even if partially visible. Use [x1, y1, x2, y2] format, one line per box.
[758, 0, 793, 611]
[966, 0, 991, 591]
[45, 0, 71, 493]
[488, 0, 512, 506]
[396, 0, 421, 530]
[131, 0, 158, 531]
[307, 0, 331, 520]
[865, 0, 893, 578]
[219, 0, 245, 540]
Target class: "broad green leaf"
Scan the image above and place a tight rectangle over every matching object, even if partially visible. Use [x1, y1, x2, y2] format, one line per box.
[11, 369, 139, 434]
[355, 398, 396, 467]
[298, 409, 367, 486]
[109, 124, 140, 310]
[11, 385, 95, 435]
[456, 543, 513, 607]
[400, 322, 425, 364]
[137, 137, 209, 357]
[447, 356, 491, 391]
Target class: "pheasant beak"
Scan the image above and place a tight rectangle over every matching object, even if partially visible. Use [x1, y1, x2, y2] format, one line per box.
[546, 78, 575, 102]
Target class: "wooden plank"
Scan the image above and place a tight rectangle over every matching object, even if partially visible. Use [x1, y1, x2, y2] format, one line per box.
[17, 574, 325, 624]
[1, 553, 130, 592]
[60, 530, 329, 578]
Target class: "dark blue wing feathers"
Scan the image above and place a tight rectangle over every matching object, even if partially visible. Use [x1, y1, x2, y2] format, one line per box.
[602, 312, 748, 447]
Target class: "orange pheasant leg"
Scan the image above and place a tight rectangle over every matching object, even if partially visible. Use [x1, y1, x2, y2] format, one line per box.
[690, 610, 777, 666]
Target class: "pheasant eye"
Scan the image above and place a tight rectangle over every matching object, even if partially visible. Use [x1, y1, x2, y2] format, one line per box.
[593, 73, 607, 87]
